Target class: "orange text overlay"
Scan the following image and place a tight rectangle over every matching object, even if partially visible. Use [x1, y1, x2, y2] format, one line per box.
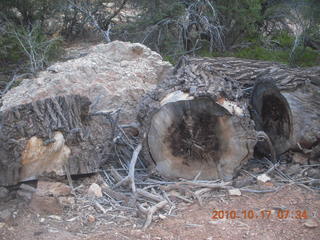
[211, 209, 308, 220]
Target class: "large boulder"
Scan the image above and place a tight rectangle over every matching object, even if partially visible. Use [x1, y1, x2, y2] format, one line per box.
[1, 41, 172, 122]
[0, 41, 172, 186]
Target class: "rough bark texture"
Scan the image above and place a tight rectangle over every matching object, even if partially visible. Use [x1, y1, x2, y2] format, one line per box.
[138, 57, 258, 181]
[0, 95, 102, 186]
[179, 57, 320, 157]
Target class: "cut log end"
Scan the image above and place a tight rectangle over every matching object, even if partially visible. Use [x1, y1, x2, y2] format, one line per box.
[251, 80, 293, 155]
[146, 96, 255, 180]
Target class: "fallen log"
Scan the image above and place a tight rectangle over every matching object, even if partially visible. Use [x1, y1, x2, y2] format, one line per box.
[179, 57, 319, 156]
[138, 58, 258, 181]
[0, 95, 101, 186]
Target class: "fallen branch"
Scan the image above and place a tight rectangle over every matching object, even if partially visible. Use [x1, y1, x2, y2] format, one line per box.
[113, 143, 143, 194]
[142, 200, 168, 230]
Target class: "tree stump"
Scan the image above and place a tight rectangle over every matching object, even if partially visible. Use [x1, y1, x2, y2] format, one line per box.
[0, 95, 102, 186]
[138, 58, 258, 181]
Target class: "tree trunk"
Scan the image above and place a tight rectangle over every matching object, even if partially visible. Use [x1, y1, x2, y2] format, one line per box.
[180, 57, 320, 156]
[0, 95, 102, 186]
[138, 57, 258, 181]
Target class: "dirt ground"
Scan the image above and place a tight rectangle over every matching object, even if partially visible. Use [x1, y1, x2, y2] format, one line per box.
[1, 184, 319, 240]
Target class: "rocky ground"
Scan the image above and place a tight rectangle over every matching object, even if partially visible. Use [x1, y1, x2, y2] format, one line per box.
[1, 156, 319, 240]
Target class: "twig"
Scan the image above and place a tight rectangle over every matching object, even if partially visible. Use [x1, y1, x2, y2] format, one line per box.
[142, 200, 168, 230]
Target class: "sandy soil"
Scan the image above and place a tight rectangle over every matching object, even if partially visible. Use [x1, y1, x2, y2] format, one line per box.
[1, 185, 319, 240]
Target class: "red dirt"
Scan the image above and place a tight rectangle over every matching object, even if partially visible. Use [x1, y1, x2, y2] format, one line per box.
[1, 185, 319, 240]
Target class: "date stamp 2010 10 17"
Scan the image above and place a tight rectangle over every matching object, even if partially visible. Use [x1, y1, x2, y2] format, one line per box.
[211, 209, 309, 220]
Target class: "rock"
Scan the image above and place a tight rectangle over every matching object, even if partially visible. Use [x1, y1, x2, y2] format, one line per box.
[292, 152, 308, 164]
[20, 184, 37, 193]
[159, 214, 167, 220]
[48, 215, 62, 221]
[87, 215, 96, 223]
[1, 41, 172, 122]
[87, 183, 103, 198]
[17, 184, 36, 201]
[303, 218, 319, 228]
[29, 194, 63, 215]
[228, 188, 242, 196]
[257, 174, 271, 183]
[0, 41, 172, 186]
[36, 181, 71, 197]
[58, 196, 75, 206]
[0, 187, 8, 199]
[304, 168, 320, 179]
[0, 209, 12, 222]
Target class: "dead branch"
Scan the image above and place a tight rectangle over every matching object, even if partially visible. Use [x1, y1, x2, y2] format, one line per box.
[142, 200, 168, 230]
[161, 181, 231, 191]
[136, 188, 164, 202]
[113, 143, 142, 194]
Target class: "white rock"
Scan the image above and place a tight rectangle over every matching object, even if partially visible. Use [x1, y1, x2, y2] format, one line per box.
[228, 188, 242, 196]
[87, 183, 103, 198]
[257, 174, 271, 183]
[1, 41, 173, 123]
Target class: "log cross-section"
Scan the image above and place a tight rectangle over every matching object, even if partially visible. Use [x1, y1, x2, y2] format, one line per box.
[138, 58, 258, 181]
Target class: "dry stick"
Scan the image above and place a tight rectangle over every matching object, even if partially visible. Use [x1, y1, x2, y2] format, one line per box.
[113, 143, 143, 194]
[110, 166, 124, 183]
[194, 187, 211, 206]
[161, 181, 231, 191]
[142, 200, 168, 230]
[136, 188, 164, 202]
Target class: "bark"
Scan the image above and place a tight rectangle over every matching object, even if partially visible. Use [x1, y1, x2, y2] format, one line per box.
[138, 57, 258, 181]
[179, 57, 320, 156]
[0, 95, 102, 186]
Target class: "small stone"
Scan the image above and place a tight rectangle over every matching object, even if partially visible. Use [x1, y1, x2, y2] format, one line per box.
[87, 183, 103, 198]
[17, 183, 37, 201]
[159, 214, 167, 220]
[58, 196, 75, 206]
[257, 174, 271, 183]
[0, 187, 9, 199]
[304, 218, 319, 228]
[304, 168, 320, 179]
[228, 188, 241, 196]
[0, 222, 6, 228]
[20, 183, 36, 193]
[87, 215, 95, 223]
[48, 215, 62, 221]
[17, 190, 33, 201]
